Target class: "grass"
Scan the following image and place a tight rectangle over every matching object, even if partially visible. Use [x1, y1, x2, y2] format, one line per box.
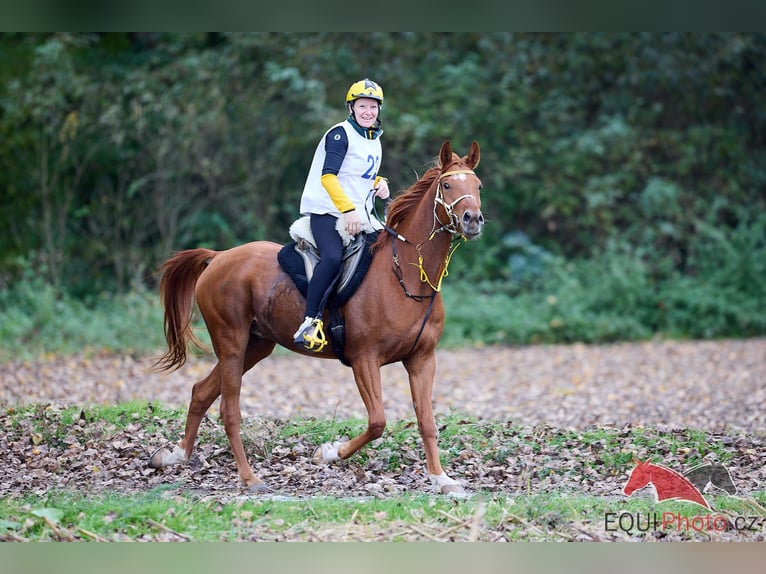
[3, 403, 748, 475]
[2, 403, 764, 541]
[3, 401, 185, 443]
[2, 488, 764, 542]
[276, 415, 736, 474]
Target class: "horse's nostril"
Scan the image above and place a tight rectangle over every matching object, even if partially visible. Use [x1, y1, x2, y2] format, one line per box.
[462, 211, 484, 227]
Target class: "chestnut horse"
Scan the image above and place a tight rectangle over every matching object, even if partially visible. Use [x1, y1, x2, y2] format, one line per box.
[148, 140, 483, 494]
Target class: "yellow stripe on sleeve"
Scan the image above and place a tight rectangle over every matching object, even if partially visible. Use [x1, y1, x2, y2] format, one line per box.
[321, 173, 355, 213]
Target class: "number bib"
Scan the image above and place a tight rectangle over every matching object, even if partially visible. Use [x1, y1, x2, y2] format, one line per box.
[299, 120, 382, 217]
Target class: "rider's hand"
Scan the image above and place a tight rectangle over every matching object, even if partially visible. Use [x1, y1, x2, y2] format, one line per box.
[374, 178, 390, 200]
[344, 210, 362, 236]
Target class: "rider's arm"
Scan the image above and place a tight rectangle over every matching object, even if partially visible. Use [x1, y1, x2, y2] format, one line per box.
[321, 127, 355, 213]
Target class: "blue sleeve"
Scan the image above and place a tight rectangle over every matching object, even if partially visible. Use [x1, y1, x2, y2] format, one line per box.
[322, 126, 348, 175]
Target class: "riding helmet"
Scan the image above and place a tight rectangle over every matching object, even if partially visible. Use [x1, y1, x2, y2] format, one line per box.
[345, 79, 384, 106]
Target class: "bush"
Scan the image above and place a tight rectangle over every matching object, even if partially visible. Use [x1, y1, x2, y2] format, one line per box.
[657, 214, 766, 338]
[1, 213, 763, 362]
[0, 275, 168, 362]
[442, 216, 766, 346]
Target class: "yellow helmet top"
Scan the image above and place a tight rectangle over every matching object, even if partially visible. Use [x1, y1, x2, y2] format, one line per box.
[345, 79, 384, 105]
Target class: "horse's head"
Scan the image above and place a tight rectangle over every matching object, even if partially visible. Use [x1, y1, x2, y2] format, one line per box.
[436, 140, 484, 240]
[710, 463, 738, 495]
[622, 458, 651, 496]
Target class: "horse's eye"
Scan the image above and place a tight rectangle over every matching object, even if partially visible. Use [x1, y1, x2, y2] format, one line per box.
[443, 182, 451, 190]
[478, 184, 483, 191]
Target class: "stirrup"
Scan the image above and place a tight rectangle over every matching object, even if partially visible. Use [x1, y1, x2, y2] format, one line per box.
[296, 318, 328, 352]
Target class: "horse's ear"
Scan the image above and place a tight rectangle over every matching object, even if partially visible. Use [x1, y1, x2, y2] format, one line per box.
[439, 140, 453, 168]
[465, 140, 480, 170]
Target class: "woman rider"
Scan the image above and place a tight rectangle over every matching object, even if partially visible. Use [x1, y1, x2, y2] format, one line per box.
[293, 78, 390, 351]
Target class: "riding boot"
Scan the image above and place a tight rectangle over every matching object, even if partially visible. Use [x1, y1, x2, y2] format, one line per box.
[293, 316, 328, 352]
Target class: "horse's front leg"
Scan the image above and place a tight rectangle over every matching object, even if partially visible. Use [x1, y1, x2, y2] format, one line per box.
[314, 359, 386, 462]
[404, 351, 464, 494]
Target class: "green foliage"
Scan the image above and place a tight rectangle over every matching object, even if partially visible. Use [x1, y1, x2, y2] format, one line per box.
[1, 209, 762, 360]
[0, 269, 168, 361]
[4, 402, 182, 444]
[1, 33, 765, 344]
[0, 208, 762, 360]
[443, 211, 766, 345]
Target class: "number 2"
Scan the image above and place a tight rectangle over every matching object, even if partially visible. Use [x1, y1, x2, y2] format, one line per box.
[362, 155, 379, 180]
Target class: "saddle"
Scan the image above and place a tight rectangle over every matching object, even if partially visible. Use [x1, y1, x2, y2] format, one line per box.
[287, 232, 370, 301]
[277, 217, 379, 365]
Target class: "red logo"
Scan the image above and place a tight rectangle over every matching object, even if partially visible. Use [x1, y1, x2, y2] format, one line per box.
[610, 458, 761, 535]
[623, 458, 712, 509]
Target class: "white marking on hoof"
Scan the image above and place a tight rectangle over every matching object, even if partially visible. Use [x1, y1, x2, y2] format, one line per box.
[313, 441, 343, 463]
[148, 445, 188, 468]
[429, 472, 465, 494]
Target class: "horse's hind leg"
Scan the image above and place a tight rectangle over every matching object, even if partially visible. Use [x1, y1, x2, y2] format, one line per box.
[148, 363, 223, 468]
[403, 351, 464, 494]
[149, 337, 276, 486]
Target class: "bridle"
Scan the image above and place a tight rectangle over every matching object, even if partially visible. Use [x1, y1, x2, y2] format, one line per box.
[432, 168, 478, 237]
[383, 165, 479, 355]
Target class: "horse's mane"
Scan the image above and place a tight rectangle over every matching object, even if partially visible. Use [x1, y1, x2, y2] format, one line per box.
[371, 165, 441, 253]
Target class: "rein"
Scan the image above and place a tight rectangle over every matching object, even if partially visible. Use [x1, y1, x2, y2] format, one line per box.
[384, 165, 475, 355]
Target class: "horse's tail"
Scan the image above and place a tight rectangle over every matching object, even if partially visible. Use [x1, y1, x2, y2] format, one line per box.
[152, 248, 217, 373]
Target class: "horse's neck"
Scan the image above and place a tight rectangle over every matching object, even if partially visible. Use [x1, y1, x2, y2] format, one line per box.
[395, 189, 453, 284]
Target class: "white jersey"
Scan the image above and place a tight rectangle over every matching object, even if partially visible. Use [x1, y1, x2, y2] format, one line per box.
[299, 120, 382, 217]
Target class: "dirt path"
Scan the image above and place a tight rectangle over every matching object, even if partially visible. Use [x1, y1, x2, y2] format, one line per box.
[2, 338, 765, 431]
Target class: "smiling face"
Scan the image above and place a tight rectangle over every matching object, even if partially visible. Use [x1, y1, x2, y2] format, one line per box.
[350, 97, 380, 128]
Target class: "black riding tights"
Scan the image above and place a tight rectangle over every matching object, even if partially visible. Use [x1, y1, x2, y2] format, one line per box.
[304, 213, 344, 318]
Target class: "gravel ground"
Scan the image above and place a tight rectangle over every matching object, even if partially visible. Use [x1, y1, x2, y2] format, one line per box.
[2, 338, 764, 431]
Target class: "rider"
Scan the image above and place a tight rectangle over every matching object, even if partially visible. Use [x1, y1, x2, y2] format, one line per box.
[293, 78, 391, 351]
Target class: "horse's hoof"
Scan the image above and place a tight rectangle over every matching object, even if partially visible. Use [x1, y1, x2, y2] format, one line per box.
[429, 472, 464, 494]
[148, 445, 187, 468]
[440, 483, 465, 495]
[247, 481, 269, 494]
[148, 447, 169, 469]
[313, 441, 342, 463]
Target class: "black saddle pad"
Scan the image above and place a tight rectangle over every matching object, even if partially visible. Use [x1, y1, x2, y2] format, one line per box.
[277, 231, 378, 308]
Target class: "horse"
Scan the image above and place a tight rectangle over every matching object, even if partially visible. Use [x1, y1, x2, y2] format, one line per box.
[683, 461, 737, 495]
[148, 140, 484, 494]
[622, 459, 711, 509]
